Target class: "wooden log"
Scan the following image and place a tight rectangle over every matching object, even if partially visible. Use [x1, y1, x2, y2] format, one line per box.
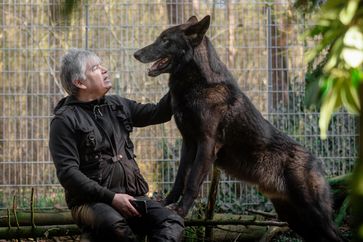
[211, 225, 268, 241]
[0, 210, 286, 227]
[0, 174, 349, 240]
[0, 223, 269, 241]
[186, 218, 287, 227]
[0, 225, 79, 240]
[0, 211, 74, 227]
[209, 213, 287, 242]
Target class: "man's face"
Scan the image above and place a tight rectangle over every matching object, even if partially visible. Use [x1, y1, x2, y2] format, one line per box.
[83, 58, 112, 98]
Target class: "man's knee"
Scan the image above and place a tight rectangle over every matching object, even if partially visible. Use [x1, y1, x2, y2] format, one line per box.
[72, 203, 138, 242]
[111, 220, 138, 242]
[150, 213, 184, 242]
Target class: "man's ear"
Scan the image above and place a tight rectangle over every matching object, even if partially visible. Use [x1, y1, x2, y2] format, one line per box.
[184, 15, 210, 47]
[73, 79, 87, 90]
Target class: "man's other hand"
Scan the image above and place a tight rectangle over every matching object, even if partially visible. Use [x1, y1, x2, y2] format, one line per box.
[111, 193, 141, 218]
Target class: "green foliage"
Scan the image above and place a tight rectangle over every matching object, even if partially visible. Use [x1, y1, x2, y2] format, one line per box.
[304, 0, 363, 139]
[294, 0, 323, 12]
[184, 199, 206, 242]
[305, 57, 327, 109]
[301, 1, 363, 240]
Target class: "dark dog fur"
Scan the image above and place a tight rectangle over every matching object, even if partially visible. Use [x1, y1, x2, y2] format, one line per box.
[134, 15, 342, 242]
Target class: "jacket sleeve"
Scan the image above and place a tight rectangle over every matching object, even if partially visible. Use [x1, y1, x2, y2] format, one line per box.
[125, 91, 172, 127]
[49, 116, 115, 205]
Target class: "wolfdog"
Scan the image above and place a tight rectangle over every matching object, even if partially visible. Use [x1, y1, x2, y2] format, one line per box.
[134, 15, 342, 242]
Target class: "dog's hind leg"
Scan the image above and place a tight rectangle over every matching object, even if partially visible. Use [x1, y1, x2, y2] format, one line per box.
[271, 198, 310, 241]
[164, 140, 197, 205]
[272, 196, 341, 242]
[274, 169, 342, 242]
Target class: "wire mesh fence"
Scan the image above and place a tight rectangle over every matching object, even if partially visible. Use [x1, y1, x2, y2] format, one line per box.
[0, 0, 358, 213]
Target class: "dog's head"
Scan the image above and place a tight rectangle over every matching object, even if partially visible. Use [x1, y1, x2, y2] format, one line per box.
[134, 15, 210, 77]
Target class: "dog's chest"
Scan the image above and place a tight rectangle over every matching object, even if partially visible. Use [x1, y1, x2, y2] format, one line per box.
[172, 99, 198, 133]
[170, 91, 206, 133]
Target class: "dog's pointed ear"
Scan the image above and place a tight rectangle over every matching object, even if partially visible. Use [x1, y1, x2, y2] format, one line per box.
[180, 16, 198, 30]
[184, 15, 210, 47]
[186, 16, 198, 25]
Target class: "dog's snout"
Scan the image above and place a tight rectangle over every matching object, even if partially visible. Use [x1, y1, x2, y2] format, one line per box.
[133, 50, 141, 61]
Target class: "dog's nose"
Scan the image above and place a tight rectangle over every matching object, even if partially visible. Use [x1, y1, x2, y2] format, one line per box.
[133, 51, 141, 60]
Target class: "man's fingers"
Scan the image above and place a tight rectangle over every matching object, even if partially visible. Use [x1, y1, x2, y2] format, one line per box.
[127, 201, 141, 217]
[112, 193, 141, 217]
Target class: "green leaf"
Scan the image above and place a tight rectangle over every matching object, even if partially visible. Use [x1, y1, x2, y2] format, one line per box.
[308, 25, 326, 37]
[324, 37, 344, 72]
[343, 26, 363, 49]
[321, 78, 334, 98]
[339, 0, 359, 25]
[305, 49, 318, 63]
[341, 82, 360, 114]
[352, 69, 363, 87]
[319, 83, 341, 139]
[323, 0, 346, 10]
[324, 54, 338, 72]
[342, 47, 363, 68]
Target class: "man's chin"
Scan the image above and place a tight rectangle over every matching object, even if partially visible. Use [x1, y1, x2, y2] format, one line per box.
[104, 84, 112, 94]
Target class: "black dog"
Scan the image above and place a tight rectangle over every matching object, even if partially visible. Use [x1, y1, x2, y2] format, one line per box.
[134, 15, 342, 242]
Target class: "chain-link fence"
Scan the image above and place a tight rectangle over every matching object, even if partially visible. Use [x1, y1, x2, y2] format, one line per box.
[0, 0, 358, 213]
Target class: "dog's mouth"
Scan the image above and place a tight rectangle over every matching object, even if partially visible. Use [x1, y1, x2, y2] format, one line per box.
[148, 57, 171, 77]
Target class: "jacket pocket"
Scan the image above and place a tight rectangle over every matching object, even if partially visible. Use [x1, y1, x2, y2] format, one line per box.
[79, 127, 97, 151]
[120, 159, 149, 196]
[78, 128, 101, 182]
[116, 113, 136, 160]
[133, 169, 149, 195]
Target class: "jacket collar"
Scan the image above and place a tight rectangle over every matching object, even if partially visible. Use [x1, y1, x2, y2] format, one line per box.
[53, 95, 108, 114]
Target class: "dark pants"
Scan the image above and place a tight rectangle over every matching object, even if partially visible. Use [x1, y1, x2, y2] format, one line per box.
[71, 199, 184, 242]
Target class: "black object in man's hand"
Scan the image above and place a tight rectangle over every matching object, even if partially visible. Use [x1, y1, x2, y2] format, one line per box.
[130, 200, 148, 215]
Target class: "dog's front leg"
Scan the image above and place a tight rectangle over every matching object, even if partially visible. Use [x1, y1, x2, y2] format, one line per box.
[164, 140, 197, 205]
[176, 136, 219, 217]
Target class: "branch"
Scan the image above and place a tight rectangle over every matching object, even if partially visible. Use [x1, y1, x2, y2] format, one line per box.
[246, 209, 277, 219]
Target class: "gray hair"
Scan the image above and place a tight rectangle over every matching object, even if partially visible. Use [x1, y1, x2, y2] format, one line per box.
[59, 48, 100, 95]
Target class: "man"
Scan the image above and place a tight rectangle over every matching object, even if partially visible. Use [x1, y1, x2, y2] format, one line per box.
[49, 48, 184, 242]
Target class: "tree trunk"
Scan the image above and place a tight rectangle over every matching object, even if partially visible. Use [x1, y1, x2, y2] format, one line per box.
[226, 0, 237, 68]
[267, 2, 290, 112]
